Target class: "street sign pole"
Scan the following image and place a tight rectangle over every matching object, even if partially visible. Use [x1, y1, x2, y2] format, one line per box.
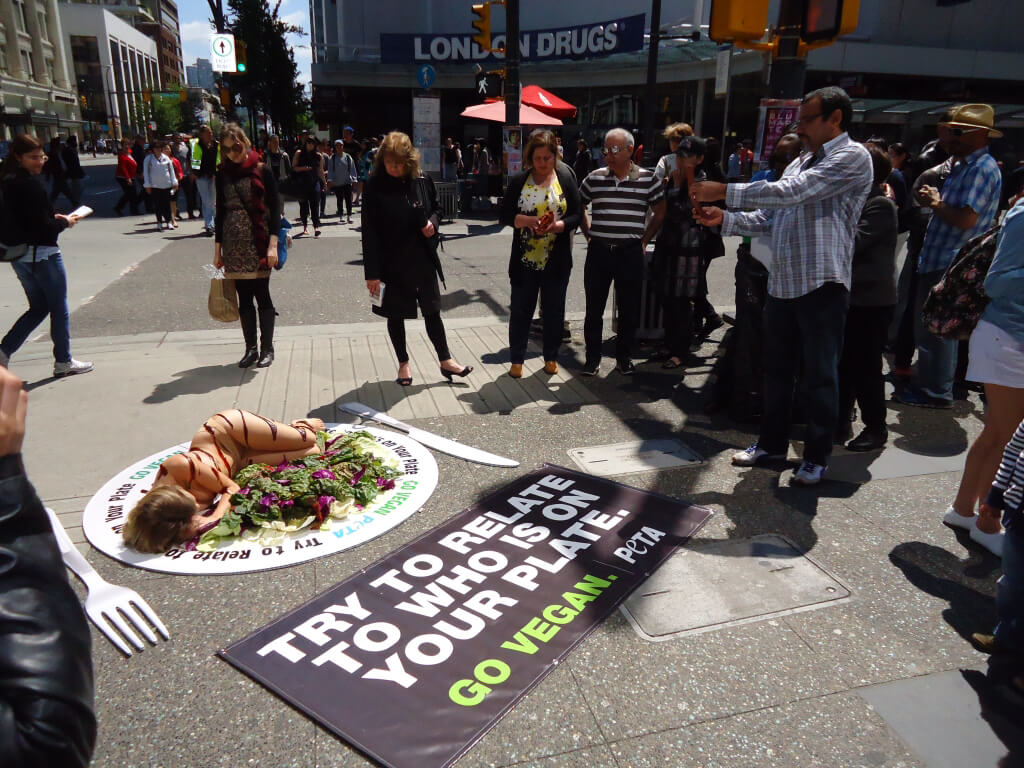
[505, 0, 520, 127]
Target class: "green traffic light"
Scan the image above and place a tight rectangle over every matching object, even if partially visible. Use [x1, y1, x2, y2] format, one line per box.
[237, 63, 246, 72]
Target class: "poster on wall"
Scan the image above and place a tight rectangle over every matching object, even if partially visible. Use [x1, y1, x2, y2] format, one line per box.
[220, 465, 713, 768]
[502, 126, 522, 175]
[413, 94, 442, 175]
[754, 98, 802, 166]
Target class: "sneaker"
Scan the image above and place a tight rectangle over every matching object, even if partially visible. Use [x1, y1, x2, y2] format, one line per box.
[580, 360, 600, 377]
[970, 525, 1004, 557]
[54, 358, 93, 377]
[894, 388, 953, 409]
[791, 461, 826, 486]
[615, 359, 636, 375]
[731, 444, 785, 466]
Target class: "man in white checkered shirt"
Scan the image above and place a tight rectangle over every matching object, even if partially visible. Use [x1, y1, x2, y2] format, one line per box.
[693, 86, 873, 486]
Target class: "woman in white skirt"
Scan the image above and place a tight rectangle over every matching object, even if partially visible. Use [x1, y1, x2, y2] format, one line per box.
[946, 192, 1024, 556]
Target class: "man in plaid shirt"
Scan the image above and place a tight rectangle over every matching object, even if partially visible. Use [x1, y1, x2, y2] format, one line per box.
[693, 87, 872, 486]
[897, 104, 1003, 408]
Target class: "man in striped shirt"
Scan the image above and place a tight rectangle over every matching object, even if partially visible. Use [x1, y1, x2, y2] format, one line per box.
[693, 87, 873, 486]
[579, 128, 666, 375]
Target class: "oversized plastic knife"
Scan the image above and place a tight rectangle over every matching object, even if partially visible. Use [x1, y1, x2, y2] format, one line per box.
[338, 402, 519, 467]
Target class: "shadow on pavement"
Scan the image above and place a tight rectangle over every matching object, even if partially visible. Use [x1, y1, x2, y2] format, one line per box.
[959, 667, 1024, 765]
[142, 364, 247, 404]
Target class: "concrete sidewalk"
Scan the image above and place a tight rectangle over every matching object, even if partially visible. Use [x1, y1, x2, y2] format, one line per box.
[16, 301, 1022, 767]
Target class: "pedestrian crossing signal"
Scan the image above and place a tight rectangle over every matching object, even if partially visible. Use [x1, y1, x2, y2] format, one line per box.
[709, 0, 770, 43]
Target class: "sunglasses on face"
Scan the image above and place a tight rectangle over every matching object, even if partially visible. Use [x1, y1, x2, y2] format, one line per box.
[601, 145, 626, 156]
[944, 126, 983, 137]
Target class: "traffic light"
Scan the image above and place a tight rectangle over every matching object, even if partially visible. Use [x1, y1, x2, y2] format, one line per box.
[236, 41, 247, 73]
[802, 0, 859, 43]
[708, 0, 771, 43]
[219, 87, 230, 108]
[471, 3, 491, 52]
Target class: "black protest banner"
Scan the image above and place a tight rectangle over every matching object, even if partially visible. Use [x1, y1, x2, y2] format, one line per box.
[220, 465, 713, 768]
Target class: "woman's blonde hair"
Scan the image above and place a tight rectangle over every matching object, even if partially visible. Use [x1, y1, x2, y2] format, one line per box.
[663, 122, 694, 143]
[373, 131, 420, 179]
[220, 122, 251, 151]
[523, 130, 559, 171]
[122, 486, 198, 553]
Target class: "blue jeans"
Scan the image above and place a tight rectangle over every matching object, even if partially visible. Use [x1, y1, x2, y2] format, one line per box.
[2, 254, 71, 363]
[509, 268, 570, 363]
[913, 269, 956, 401]
[995, 516, 1024, 652]
[760, 282, 849, 466]
[196, 175, 215, 230]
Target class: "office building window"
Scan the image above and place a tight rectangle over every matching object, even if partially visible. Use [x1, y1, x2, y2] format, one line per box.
[15, 1, 29, 33]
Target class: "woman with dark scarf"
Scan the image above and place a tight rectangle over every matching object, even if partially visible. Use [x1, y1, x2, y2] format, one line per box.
[362, 131, 472, 386]
[214, 123, 281, 369]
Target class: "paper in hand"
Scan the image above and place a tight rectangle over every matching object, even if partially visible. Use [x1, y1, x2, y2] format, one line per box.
[70, 205, 94, 219]
[370, 283, 385, 308]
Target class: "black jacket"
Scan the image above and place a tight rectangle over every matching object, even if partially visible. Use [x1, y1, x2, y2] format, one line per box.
[499, 165, 581, 281]
[850, 184, 899, 306]
[0, 454, 96, 767]
[3, 171, 68, 248]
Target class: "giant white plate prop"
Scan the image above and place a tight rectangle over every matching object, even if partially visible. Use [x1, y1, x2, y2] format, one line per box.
[83, 425, 438, 575]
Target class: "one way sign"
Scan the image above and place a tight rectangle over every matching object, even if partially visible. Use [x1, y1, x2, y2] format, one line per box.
[475, 72, 503, 99]
[210, 34, 237, 72]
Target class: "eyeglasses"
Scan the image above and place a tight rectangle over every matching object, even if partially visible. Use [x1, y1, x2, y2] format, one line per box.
[797, 112, 823, 124]
[601, 145, 626, 156]
[943, 126, 983, 137]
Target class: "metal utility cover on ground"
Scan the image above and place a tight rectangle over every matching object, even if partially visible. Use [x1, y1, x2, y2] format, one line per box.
[621, 534, 851, 641]
[568, 439, 703, 477]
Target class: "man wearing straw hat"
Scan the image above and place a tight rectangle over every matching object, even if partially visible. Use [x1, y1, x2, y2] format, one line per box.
[897, 104, 1003, 409]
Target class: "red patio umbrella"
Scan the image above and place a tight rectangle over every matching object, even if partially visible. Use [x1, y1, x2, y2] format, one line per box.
[459, 100, 562, 126]
[521, 85, 578, 120]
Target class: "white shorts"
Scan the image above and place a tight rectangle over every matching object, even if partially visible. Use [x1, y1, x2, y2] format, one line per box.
[967, 318, 1024, 388]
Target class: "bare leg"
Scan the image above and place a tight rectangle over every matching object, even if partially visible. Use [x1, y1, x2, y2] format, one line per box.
[245, 418, 325, 465]
[206, 409, 323, 454]
[953, 384, 1024, 533]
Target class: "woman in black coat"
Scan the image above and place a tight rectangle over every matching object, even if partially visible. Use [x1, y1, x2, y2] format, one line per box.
[499, 130, 581, 377]
[362, 131, 472, 386]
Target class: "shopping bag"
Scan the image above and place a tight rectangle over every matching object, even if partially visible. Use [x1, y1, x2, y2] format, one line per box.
[208, 278, 238, 322]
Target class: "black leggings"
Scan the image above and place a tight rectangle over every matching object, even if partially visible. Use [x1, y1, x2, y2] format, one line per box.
[151, 187, 172, 225]
[387, 313, 450, 364]
[235, 277, 275, 349]
[298, 185, 321, 229]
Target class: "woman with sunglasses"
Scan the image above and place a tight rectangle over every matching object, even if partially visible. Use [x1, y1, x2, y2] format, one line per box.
[0, 134, 92, 376]
[214, 123, 281, 369]
[362, 131, 472, 386]
[291, 135, 324, 237]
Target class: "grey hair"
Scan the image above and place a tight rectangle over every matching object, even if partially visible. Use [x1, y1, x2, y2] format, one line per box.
[604, 127, 635, 148]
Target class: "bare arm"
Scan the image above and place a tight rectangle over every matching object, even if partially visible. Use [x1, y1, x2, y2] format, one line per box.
[641, 200, 666, 250]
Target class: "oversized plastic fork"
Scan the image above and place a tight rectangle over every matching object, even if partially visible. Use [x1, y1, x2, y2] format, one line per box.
[46, 508, 170, 656]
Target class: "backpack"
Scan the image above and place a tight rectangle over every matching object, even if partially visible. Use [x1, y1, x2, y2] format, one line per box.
[921, 224, 1000, 340]
[0, 175, 28, 262]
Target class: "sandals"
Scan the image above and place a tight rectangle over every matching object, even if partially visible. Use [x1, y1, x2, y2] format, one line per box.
[396, 377, 413, 386]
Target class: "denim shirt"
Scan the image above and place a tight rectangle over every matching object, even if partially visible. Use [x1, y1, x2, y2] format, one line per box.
[980, 197, 1024, 345]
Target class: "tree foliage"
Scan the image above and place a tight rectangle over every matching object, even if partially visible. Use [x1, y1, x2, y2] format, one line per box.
[226, 0, 308, 134]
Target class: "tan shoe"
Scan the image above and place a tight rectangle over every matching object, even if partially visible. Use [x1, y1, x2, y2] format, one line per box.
[543, 361, 558, 375]
[509, 364, 523, 378]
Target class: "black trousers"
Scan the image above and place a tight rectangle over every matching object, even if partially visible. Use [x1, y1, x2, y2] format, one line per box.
[235, 277, 275, 351]
[334, 184, 353, 217]
[509, 269, 569, 363]
[387, 313, 451, 364]
[661, 296, 695, 360]
[115, 178, 138, 213]
[182, 176, 198, 215]
[892, 252, 919, 371]
[584, 239, 643, 363]
[298, 188, 321, 229]
[838, 305, 893, 431]
[150, 187, 172, 225]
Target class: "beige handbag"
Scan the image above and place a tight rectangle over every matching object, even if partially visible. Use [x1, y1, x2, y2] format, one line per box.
[208, 278, 239, 322]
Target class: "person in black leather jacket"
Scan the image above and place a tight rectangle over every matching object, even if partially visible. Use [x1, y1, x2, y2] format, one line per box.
[0, 366, 96, 767]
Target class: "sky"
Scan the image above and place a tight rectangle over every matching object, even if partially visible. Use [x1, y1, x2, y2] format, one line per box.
[176, 0, 312, 85]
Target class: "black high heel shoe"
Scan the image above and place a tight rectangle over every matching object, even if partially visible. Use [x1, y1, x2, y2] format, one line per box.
[440, 365, 473, 382]
[396, 376, 413, 386]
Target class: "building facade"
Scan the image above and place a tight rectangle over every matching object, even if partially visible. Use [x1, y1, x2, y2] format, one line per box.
[135, 0, 183, 86]
[0, 0, 81, 142]
[309, 0, 1023, 157]
[186, 57, 214, 91]
[59, 3, 160, 141]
